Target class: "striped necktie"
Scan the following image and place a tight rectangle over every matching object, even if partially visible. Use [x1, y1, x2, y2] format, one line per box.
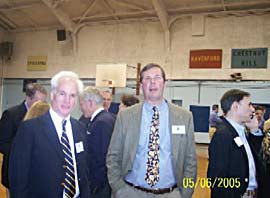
[145, 106, 160, 187]
[61, 120, 76, 198]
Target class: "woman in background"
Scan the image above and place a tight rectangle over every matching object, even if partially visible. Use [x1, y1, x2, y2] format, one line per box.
[24, 101, 50, 120]
[118, 94, 139, 111]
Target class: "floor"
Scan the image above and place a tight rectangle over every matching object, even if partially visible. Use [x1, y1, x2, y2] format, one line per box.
[0, 144, 210, 198]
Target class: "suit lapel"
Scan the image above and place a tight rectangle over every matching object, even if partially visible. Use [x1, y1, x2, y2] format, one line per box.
[129, 104, 143, 163]
[168, 103, 181, 166]
[222, 117, 249, 163]
[18, 102, 27, 120]
[42, 112, 64, 158]
[88, 110, 105, 132]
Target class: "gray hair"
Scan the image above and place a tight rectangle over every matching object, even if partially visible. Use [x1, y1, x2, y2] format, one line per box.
[80, 86, 103, 105]
[51, 71, 84, 93]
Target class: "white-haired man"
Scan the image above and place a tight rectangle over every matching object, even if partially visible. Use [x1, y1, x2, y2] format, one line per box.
[9, 71, 90, 198]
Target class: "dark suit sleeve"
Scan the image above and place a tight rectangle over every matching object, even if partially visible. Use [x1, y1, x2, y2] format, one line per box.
[207, 132, 235, 198]
[88, 120, 113, 188]
[0, 110, 16, 154]
[9, 122, 33, 198]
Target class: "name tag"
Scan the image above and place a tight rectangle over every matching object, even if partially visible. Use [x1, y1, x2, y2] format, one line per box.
[234, 137, 244, 147]
[75, 141, 84, 153]
[172, 125, 185, 134]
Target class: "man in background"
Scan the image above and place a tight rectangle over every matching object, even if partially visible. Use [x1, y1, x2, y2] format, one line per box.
[102, 90, 112, 112]
[0, 83, 47, 197]
[9, 71, 90, 197]
[254, 105, 265, 131]
[209, 104, 222, 127]
[207, 89, 262, 198]
[107, 63, 197, 198]
[79, 86, 115, 198]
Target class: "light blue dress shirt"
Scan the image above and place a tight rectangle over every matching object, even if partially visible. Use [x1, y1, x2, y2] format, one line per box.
[125, 100, 176, 189]
[226, 118, 258, 190]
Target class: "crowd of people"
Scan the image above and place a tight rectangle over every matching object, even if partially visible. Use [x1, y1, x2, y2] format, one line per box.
[0, 64, 268, 198]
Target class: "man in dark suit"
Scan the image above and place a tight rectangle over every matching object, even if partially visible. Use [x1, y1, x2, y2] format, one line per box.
[79, 86, 115, 198]
[0, 83, 47, 197]
[9, 71, 90, 198]
[207, 89, 262, 198]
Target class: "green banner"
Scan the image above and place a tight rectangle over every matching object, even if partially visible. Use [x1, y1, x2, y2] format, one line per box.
[231, 48, 268, 68]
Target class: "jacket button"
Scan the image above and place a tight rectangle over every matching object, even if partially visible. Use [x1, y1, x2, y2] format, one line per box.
[62, 165, 66, 169]
[61, 182, 65, 186]
[245, 178, 248, 182]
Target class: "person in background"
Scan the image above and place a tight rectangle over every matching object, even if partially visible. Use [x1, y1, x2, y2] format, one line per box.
[260, 123, 270, 198]
[207, 89, 262, 198]
[254, 105, 265, 131]
[9, 71, 90, 198]
[209, 104, 222, 127]
[0, 82, 47, 198]
[79, 86, 115, 198]
[23, 101, 50, 120]
[107, 63, 197, 198]
[102, 90, 112, 112]
[118, 94, 140, 111]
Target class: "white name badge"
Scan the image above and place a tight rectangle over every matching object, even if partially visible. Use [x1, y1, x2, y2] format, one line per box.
[75, 141, 84, 153]
[172, 125, 186, 134]
[234, 137, 244, 147]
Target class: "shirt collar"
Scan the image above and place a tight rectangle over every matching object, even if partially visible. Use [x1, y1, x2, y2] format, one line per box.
[24, 101, 30, 111]
[91, 107, 104, 122]
[225, 117, 246, 137]
[49, 108, 70, 124]
[144, 99, 167, 113]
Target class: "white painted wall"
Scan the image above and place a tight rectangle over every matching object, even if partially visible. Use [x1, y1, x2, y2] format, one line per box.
[1, 14, 270, 143]
[1, 14, 269, 79]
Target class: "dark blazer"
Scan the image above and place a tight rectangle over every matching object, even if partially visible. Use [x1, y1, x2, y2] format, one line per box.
[86, 110, 115, 192]
[0, 101, 27, 188]
[9, 112, 90, 198]
[207, 117, 262, 198]
[79, 115, 90, 128]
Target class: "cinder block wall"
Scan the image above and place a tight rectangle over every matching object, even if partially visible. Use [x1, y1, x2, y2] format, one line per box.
[1, 14, 270, 80]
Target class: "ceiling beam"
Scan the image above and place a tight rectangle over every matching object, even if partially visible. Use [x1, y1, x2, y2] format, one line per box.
[0, 1, 41, 11]
[169, 0, 270, 14]
[151, 0, 168, 31]
[0, 12, 17, 30]
[101, 0, 119, 21]
[152, 0, 170, 50]
[73, 9, 156, 22]
[41, 0, 76, 32]
[78, 0, 97, 24]
[111, 0, 146, 11]
[18, 10, 39, 30]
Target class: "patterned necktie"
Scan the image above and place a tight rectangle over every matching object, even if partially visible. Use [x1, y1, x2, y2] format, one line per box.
[61, 120, 76, 198]
[145, 106, 160, 187]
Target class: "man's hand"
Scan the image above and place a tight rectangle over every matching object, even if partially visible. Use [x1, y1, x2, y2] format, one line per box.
[245, 113, 259, 133]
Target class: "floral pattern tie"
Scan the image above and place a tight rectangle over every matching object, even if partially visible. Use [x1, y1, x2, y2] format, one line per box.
[145, 106, 160, 187]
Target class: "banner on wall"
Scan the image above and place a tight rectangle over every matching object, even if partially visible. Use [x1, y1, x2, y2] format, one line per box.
[27, 56, 47, 71]
[231, 48, 268, 68]
[189, 49, 222, 68]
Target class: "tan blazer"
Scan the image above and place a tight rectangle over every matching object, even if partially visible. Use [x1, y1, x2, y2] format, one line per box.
[106, 101, 197, 198]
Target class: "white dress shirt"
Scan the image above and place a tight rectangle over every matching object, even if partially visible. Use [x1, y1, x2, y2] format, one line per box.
[49, 108, 80, 198]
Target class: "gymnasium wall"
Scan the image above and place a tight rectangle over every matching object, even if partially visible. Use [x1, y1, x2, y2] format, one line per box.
[0, 14, 269, 80]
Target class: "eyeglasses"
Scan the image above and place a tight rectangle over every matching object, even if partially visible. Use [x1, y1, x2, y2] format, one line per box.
[143, 75, 163, 82]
